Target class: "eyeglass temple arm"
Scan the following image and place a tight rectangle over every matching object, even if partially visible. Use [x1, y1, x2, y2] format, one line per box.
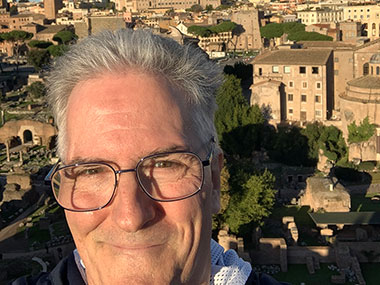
[44, 162, 60, 184]
[202, 137, 216, 167]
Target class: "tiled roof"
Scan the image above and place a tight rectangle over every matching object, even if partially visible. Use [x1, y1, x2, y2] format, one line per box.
[348, 76, 380, 89]
[38, 25, 67, 34]
[253, 49, 332, 65]
[299, 41, 356, 48]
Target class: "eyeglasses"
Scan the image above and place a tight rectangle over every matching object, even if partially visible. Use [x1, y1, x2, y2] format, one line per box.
[49, 141, 214, 212]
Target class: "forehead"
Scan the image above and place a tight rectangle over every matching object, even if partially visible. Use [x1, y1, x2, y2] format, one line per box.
[65, 72, 198, 162]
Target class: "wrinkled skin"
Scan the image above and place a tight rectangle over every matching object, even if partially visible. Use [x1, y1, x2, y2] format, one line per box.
[64, 72, 222, 285]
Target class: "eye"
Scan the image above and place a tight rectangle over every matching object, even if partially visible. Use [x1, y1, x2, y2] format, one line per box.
[154, 161, 174, 168]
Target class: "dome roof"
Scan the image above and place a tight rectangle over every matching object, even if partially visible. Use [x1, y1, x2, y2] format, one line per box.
[348, 76, 380, 89]
[370, 53, 380, 64]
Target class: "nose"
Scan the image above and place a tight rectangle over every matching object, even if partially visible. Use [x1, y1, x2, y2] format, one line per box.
[110, 171, 159, 233]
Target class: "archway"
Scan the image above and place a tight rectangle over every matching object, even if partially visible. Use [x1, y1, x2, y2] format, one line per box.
[23, 130, 33, 144]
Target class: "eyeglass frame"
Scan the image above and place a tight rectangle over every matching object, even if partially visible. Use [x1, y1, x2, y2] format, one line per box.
[48, 138, 215, 212]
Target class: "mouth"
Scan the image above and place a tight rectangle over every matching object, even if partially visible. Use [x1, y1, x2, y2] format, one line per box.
[109, 243, 163, 251]
[103, 241, 166, 254]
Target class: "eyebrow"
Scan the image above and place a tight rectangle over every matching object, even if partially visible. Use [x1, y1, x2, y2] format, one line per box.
[65, 145, 190, 166]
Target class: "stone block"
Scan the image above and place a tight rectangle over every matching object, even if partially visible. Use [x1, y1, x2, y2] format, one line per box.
[320, 228, 334, 236]
[7, 174, 31, 190]
[282, 216, 294, 225]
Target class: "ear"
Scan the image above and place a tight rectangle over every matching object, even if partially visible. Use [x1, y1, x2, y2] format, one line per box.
[210, 147, 223, 215]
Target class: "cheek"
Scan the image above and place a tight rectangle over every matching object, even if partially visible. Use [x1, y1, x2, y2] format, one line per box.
[65, 210, 107, 240]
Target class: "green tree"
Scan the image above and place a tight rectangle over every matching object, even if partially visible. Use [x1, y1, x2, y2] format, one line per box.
[260, 22, 332, 41]
[215, 75, 264, 157]
[47, 44, 69, 57]
[260, 23, 285, 39]
[190, 4, 203, 12]
[26, 81, 46, 99]
[301, 122, 324, 165]
[28, 40, 53, 49]
[27, 49, 50, 71]
[188, 25, 212, 37]
[188, 21, 237, 37]
[288, 31, 333, 41]
[267, 126, 311, 166]
[209, 21, 236, 34]
[53, 31, 77, 45]
[348, 117, 376, 143]
[9, 5, 18, 16]
[319, 125, 347, 163]
[205, 4, 213, 11]
[0, 30, 33, 72]
[225, 169, 276, 234]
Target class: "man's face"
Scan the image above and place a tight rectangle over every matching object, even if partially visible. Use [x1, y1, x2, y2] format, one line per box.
[64, 72, 221, 284]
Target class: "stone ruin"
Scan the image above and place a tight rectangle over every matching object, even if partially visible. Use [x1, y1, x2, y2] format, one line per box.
[299, 177, 351, 212]
[349, 134, 379, 163]
[0, 119, 57, 151]
[217, 230, 251, 262]
[282, 216, 298, 245]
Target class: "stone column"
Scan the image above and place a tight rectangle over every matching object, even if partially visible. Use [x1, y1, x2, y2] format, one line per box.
[5, 140, 10, 162]
[19, 150, 23, 164]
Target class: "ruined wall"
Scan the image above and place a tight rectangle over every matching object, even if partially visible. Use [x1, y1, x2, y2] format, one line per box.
[287, 246, 335, 264]
[299, 177, 350, 212]
[0, 119, 57, 147]
[349, 135, 378, 162]
[7, 173, 31, 190]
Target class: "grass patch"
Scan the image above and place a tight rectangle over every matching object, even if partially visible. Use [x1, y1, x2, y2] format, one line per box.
[47, 204, 61, 214]
[270, 206, 314, 227]
[51, 220, 70, 237]
[271, 263, 355, 285]
[361, 263, 380, 285]
[350, 195, 380, 212]
[263, 206, 320, 245]
[369, 172, 380, 184]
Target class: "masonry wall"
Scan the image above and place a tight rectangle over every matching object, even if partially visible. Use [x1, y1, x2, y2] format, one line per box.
[287, 246, 335, 264]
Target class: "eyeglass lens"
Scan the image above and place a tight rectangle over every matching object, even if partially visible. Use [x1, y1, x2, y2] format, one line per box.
[51, 152, 204, 211]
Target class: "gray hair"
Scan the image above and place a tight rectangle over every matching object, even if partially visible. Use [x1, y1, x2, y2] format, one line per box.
[47, 29, 223, 159]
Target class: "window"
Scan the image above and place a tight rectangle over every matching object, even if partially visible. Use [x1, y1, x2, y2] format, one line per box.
[316, 82, 322, 89]
[315, 110, 322, 117]
[300, 111, 307, 121]
[301, 94, 307, 102]
[289, 108, 293, 114]
[258, 68, 262, 76]
[315, 95, 321, 103]
[272, 66, 279, 73]
[289, 81, 294, 87]
[288, 94, 293, 101]
[302, 82, 307, 88]
[284, 66, 291, 73]
[377, 66, 380, 75]
[312, 67, 319, 74]
[299, 66, 306, 74]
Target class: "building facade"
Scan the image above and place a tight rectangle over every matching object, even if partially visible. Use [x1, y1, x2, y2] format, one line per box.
[44, 0, 63, 20]
[251, 49, 334, 123]
[297, 8, 343, 25]
[230, 8, 263, 51]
